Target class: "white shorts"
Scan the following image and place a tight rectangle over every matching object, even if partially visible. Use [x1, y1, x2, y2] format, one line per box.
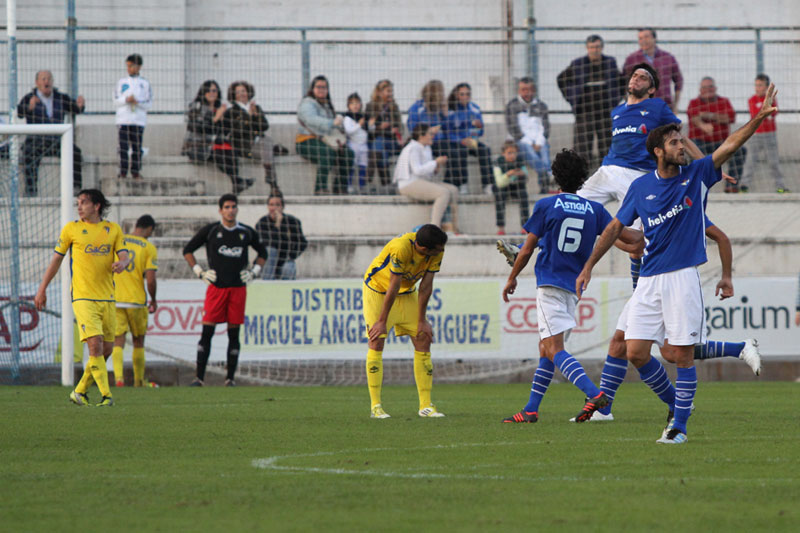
[615, 297, 666, 346]
[625, 267, 706, 347]
[536, 286, 578, 340]
[579, 165, 646, 231]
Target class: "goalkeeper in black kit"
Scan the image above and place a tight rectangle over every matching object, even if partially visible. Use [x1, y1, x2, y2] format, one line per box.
[183, 193, 267, 386]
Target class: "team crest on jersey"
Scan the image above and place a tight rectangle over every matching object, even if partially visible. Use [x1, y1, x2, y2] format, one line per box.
[639, 110, 650, 116]
[82, 229, 88, 235]
[103, 226, 110, 233]
[239, 233, 245, 240]
[680, 178, 690, 186]
[217, 232, 223, 238]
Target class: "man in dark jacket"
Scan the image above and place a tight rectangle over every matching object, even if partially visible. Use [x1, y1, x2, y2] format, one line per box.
[17, 70, 85, 196]
[255, 193, 308, 280]
[557, 35, 624, 165]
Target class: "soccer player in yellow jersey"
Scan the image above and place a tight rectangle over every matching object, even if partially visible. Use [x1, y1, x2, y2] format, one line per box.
[362, 224, 448, 419]
[34, 189, 129, 407]
[111, 214, 158, 387]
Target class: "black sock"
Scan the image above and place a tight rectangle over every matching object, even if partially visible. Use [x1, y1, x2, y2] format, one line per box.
[196, 324, 215, 380]
[226, 327, 241, 380]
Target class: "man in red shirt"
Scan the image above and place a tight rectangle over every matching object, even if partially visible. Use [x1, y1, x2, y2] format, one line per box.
[741, 73, 788, 193]
[687, 77, 744, 193]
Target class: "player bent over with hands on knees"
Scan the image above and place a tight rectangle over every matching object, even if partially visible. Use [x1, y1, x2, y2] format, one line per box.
[575, 83, 778, 444]
[183, 194, 266, 387]
[501, 149, 643, 424]
[35, 189, 130, 407]
[362, 224, 448, 419]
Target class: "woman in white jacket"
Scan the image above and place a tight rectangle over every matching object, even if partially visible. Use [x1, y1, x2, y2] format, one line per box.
[394, 124, 459, 232]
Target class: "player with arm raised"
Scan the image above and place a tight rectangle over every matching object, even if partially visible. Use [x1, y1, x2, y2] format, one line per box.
[501, 149, 642, 424]
[183, 194, 266, 387]
[111, 214, 159, 388]
[575, 83, 778, 444]
[34, 189, 130, 407]
[363, 224, 448, 419]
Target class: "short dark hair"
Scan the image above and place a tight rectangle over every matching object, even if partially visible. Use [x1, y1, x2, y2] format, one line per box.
[411, 123, 431, 141]
[126, 54, 143, 65]
[135, 214, 156, 229]
[755, 73, 770, 84]
[586, 34, 603, 45]
[415, 224, 448, 249]
[219, 193, 238, 209]
[77, 189, 111, 218]
[646, 123, 682, 160]
[517, 76, 535, 87]
[267, 191, 284, 207]
[638, 28, 657, 39]
[629, 62, 660, 92]
[501, 140, 518, 152]
[550, 149, 589, 193]
[347, 92, 362, 104]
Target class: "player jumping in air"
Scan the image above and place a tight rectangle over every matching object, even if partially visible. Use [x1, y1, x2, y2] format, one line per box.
[362, 224, 448, 419]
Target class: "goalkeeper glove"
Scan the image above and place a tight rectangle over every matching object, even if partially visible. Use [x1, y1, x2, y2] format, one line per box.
[240, 264, 262, 284]
[192, 264, 217, 285]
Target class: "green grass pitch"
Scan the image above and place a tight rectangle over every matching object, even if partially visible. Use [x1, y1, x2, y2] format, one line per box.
[1, 382, 798, 532]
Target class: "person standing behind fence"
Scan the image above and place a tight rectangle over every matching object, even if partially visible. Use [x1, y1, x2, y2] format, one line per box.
[343, 92, 370, 194]
[366, 79, 403, 187]
[114, 54, 152, 179]
[687, 77, 744, 193]
[492, 141, 529, 235]
[623, 28, 683, 111]
[16, 70, 85, 197]
[557, 35, 624, 166]
[255, 192, 308, 280]
[408, 80, 468, 193]
[741, 74, 788, 193]
[447, 82, 493, 194]
[111, 214, 158, 388]
[505, 77, 553, 193]
[296, 75, 353, 195]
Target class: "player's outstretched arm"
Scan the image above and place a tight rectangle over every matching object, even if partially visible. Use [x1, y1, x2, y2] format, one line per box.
[706, 224, 733, 300]
[576, 218, 625, 297]
[712, 83, 777, 169]
[34, 253, 65, 310]
[502, 233, 539, 303]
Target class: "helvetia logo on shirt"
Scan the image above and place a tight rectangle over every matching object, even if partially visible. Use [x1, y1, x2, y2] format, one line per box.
[611, 124, 647, 136]
[646, 196, 692, 228]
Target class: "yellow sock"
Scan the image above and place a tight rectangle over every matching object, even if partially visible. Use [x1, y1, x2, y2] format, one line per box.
[74, 365, 94, 394]
[111, 346, 124, 384]
[414, 351, 433, 409]
[366, 349, 383, 407]
[88, 355, 112, 398]
[132, 347, 145, 387]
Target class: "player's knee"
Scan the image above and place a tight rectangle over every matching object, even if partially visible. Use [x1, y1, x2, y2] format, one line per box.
[609, 330, 627, 358]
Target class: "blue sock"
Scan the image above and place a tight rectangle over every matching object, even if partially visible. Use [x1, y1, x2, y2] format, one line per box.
[523, 357, 554, 413]
[636, 357, 675, 410]
[630, 257, 641, 291]
[673, 366, 697, 434]
[553, 350, 601, 399]
[597, 355, 627, 415]
[694, 341, 745, 360]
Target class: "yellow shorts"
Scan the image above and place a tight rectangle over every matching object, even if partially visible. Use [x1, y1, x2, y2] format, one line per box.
[115, 307, 149, 337]
[72, 300, 116, 343]
[362, 286, 419, 338]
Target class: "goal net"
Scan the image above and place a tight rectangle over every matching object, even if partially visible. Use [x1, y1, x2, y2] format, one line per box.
[0, 124, 75, 386]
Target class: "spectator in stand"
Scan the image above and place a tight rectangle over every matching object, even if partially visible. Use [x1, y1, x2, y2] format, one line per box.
[114, 54, 152, 179]
[492, 140, 530, 235]
[505, 77, 552, 194]
[394, 124, 459, 233]
[17, 70, 85, 196]
[223, 81, 278, 192]
[557, 35, 624, 165]
[687, 77, 745, 193]
[183, 80, 225, 164]
[296, 75, 353, 195]
[741, 73, 788, 193]
[447, 82, 493, 194]
[623, 28, 683, 111]
[343, 92, 370, 194]
[366, 79, 403, 186]
[255, 192, 308, 280]
[408, 80, 468, 193]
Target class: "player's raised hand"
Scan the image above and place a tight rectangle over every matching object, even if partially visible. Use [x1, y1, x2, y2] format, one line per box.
[575, 268, 592, 298]
[502, 277, 518, 303]
[757, 83, 778, 119]
[715, 276, 734, 300]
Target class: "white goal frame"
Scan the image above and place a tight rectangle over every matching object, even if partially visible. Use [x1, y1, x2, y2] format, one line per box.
[1, 124, 74, 385]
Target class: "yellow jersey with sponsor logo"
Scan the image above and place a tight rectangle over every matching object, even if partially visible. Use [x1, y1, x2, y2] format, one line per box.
[363, 232, 443, 294]
[54, 220, 126, 302]
[114, 234, 158, 306]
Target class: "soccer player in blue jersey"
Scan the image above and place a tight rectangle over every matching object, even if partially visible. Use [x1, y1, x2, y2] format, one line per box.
[501, 149, 642, 424]
[576, 82, 777, 443]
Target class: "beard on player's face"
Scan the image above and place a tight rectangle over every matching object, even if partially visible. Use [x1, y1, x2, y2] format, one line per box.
[628, 84, 651, 99]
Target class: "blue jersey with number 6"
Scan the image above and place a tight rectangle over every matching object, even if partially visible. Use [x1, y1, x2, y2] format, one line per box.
[524, 193, 613, 294]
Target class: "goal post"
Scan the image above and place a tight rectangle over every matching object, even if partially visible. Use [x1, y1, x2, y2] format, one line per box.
[0, 123, 74, 386]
